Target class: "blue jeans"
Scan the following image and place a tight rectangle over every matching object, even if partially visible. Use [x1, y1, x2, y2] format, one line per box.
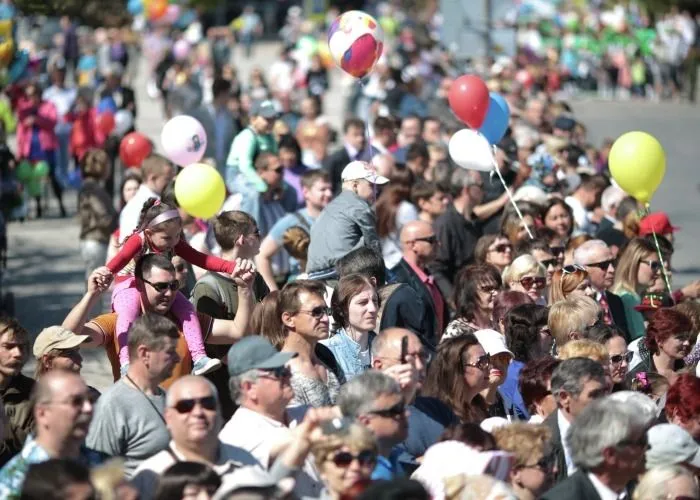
[54, 122, 72, 186]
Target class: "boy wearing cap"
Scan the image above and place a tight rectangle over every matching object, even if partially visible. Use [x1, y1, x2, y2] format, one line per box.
[306, 161, 388, 280]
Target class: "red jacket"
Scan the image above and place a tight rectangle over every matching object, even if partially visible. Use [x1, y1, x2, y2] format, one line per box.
[66, 108, 106, 160]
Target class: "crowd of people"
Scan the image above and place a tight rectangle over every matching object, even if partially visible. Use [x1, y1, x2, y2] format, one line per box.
[0, 1, 700, 500]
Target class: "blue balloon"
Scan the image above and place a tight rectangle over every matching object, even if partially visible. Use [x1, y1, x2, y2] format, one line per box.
[127, 0, 143, 15]
[479, 93, 510, 145]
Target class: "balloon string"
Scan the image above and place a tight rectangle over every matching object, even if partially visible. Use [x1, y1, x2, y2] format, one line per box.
[644, 203, 674, 300]
[492, 146, 533, 240]
[358, 77, 376, 202]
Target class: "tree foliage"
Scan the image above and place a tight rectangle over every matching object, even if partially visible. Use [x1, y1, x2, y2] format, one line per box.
[15, 0, 130, 27]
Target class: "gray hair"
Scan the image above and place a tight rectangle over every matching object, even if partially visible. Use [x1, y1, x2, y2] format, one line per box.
[601, 185, 626, 213]
[449, 168, 480, 197]
[337, 371, 401, 418]
[551, 357, 606, 403]
[633, 465, 698, 500]
[165, 375, 220, 407]
[228, 369, 260, 405]
[573, 240, 610, 267]
[568, 397, 650, 470]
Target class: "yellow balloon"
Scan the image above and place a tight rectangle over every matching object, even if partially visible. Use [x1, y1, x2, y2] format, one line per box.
[174, 163, 225, 219]
[608, 131, 666, 204]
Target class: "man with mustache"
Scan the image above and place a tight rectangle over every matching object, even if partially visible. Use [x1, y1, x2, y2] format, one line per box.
[0, 370, 104, 497]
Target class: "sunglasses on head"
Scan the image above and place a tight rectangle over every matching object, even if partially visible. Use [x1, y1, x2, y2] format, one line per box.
[562, 264, 587, 275]
[520, 276, 546, 289]
[331, 449, 376, 468]
[610, 351, 633, 365]
[539, 258, 558, 268]
[143, 278, 179, 292]
[549, 246, 565, 257]
[586, 259, 615, 271]
[298, 305, 332, 319]
[490, 243, 512, 253]
[367, 401, 406, 419]
[172, 396, 217, 414]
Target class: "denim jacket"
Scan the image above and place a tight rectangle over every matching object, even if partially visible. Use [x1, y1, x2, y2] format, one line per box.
[320, 329, 376, 382]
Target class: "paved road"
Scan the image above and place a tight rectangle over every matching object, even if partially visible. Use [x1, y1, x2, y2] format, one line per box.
[7, 42, 700, 389]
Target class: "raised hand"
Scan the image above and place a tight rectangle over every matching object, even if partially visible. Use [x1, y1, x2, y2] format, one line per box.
[231, 258, 256, 288]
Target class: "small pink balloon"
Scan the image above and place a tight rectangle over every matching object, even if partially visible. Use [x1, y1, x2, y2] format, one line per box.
[161, 115, 207, 166]
[164, 4, 180, 24]
[173, 39, 190, 61]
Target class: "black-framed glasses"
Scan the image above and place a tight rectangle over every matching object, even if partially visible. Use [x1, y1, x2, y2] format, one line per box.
[367, 401, 406, 419]
[297, 305, 332, 319]
[519, 276, 546, 290]
[464, 354, 491, 371]
[522, 454, 555, 471]
[642, 260, 662, 272]
[143, 278, 179, 293]
[586, 259, 615, 271]
[331, 449, 376, 468]
[490, 243, 512, 253]
[563, 264, 587, 275]
[539, 258, 558, 268]
[258, 365, 292, 380]
[479, 283, 500, 294]
[172, 396, 217, 414]
[411, 235, 438, 245]
[549, 246, 565, 257]
[610, 351, 633, 365]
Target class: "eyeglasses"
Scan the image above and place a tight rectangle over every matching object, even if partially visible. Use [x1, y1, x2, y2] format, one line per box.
[490, 244, 512, 253]
[49, 393, 93, 409]
[562, 264, 587, 275]
[331, 450, 376, 468]
[549, 246, 565, 257]
[172, 396, 217, 414]
[297, 305, 332, 319]
[539, 258, 558, 268]
[610, 351, 633, 365]
[464, 354, 491, 371]
[258, 366, 292, 380]
[519, 276, 546, 290]
[522, 454, 555, 471]
[479, 284, 499, 294]
[586, 259, 615, 271]
[366, 401, 406, 419]
[642, 260, 662, 272]
[410, 235, 438, 245]
[142, 278, 179, 292]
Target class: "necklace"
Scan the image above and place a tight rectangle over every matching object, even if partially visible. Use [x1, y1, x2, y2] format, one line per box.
[123, 373, 166, 425]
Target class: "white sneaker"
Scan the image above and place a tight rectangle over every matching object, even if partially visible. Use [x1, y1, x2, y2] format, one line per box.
[192, 357, 222, 375]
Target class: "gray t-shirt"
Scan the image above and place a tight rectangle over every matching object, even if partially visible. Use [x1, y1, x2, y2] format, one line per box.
[86, 380, 169, 478]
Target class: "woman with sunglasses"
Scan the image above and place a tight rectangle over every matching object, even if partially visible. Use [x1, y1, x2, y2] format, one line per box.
[518, 238, 561, 286]
[474, 234, 513, 273]
[548, 265, 595, 304]
[611, 238, 662, 340]
[310, 419, 378, 500]
[626, 308, 692, 386]
[503, 255, 547, 305]
[442, 265, 503, 342]
[322, 274, 378, 382]
[423, 334, 491, 424]
[493, 423, 554, 500]
[586, 323, 631, 392]
[542, 199, 573, 241]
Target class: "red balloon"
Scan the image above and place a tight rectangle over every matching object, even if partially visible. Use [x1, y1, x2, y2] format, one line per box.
[119, 132, 152, 168]
[448, 75, 490, 129]
[149, 0, 168, 20]
[96, 112, 115, 136]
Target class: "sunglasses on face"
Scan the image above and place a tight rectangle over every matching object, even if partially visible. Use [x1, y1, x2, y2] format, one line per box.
[490, 243, 512, 253]
[269, 167, 284, 174]
[479, 283, 499, 294]
[172, 395, 217, 414]
[610, 351, 633, 365]
[586, 259, 615, 271]
[143, 278, 179, 292]
[258, 365, 292, 380]
[549, 246, 565, 257]
[297, 305, 332, 319]
[642, 260, 662, 272]
[519, 276, 546, 289]
[464, 354, 491, 371]
[331, 450, 376, 468]
[367, 401, 406, 419]
[174, 264, 187, 272]
[539, 258, 558, 268]
[563, 264, 587, 275]
[412, 235, 438, 245]
[50, 392, 93, 409]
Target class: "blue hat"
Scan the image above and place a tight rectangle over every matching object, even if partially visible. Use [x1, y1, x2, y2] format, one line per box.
[227, 336, 296, 377]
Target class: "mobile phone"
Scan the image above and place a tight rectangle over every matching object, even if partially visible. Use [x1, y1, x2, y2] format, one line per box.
[400, 336, 409, 364]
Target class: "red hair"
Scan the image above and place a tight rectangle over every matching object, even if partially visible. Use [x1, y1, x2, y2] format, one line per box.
[644, 308, 693, 355]
[665, 373, 700, 424]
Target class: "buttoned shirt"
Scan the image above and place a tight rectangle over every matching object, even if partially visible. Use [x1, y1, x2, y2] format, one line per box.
[558, 409, 576, 476]
[588, 472, 622, 500]
[405, 258, 445, 333]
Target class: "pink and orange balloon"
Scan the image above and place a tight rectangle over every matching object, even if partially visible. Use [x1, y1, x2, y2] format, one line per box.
[327, 10, 384, 79]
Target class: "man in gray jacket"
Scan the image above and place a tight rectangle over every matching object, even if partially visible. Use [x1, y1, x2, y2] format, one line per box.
[306, 161, 388, 279]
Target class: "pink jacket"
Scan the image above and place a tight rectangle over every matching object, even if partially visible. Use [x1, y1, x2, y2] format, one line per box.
[16, 98, 58, 159]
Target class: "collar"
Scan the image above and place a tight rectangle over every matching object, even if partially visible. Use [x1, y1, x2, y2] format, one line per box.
[404, 258, 433, 285]
[344, 143, 359, 159]
[167, 441, 246, 473]
[557, 408, 573, 432]
[588, 472, 623, 500]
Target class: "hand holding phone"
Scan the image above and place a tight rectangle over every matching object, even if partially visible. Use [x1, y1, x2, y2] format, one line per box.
[400, 336, 409, 364]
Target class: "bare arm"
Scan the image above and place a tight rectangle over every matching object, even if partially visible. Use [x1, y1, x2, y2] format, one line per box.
[254, 235, 281, 292]
[62, 269, 110, 347]
[473, 192, 509, 221]
[207, 259, 257, 344]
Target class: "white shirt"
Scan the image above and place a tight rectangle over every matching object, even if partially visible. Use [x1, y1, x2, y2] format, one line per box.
[219, 406, 322, 498]
[42, 85, 77, 120]
[565, 195, 592, 235]
[588, 472, 622, 500]
[119, 184, 160, 243]
[558, 409, 577, 476]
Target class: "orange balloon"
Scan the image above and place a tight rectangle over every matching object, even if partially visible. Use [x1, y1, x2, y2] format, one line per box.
[148, 0, 167, 20]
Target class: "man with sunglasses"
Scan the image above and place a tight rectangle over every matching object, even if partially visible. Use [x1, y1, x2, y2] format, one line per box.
[0, 370, 105, 498]
[574, 240, 630, 340]
[337, 371, 409, 480]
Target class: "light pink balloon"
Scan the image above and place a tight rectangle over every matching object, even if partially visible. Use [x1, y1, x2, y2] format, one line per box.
[173, 39, 190, 61]
[161, 115, 207, 166]
[164, 4, 180, 24]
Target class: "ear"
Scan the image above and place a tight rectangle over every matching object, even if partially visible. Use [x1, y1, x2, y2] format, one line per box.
[357, 414, 372, 426]
[281, 311, 295, 330]
[510, 467, 522, 486]
[601, 446, 617, 467]
[568, 331, 581, 341]
[558, 390, 569, 411]
[372, 359, 383, 371]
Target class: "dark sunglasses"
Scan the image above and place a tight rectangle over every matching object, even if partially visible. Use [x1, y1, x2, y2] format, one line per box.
[143, 278, 179, 292]
[174, 264, 187, 272]
[539, 258, 559, 268]
[563, 264, 587, 275]
[172, 396, 217, 414]
[258, 365, 292, 379]
[367, 401, 406, 419]
[270, 167, 284, 174]
[331, 449, 376, 468]
[412, 235, 438, 245]
[51, 392, 94, 408]
[586, 259, 615, 271]
[464, 354, 491, 371]
[520, 276, 546, 289]
[549, 246, 565, 257]
[491, 243, 512, 253]
[298, 305, 332, 319]
[642, 260, 662, 272]
[610, 351, 633, 365]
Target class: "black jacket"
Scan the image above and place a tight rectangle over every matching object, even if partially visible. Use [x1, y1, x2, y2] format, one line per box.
[388, 259, 448, 346]
[323, 147, 352, 195]
[544, 410, 569, 485]
[540, 470, 602, 500]
[605, 291, 631, 342]
[379, 283, 435, 350]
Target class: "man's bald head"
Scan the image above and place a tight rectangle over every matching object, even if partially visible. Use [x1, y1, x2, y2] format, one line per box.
[372, 328, 420, 359]
[371, 328, 428, 392]
[400, 220, 434, 246]
[33, 369, 84, 406]
[165, 375, 219, 408]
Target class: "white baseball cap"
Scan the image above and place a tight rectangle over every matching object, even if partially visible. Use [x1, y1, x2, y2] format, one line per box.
[474, 329, 514, 358]
[647, 424, 700, 469]
[341, 161, 390, 185]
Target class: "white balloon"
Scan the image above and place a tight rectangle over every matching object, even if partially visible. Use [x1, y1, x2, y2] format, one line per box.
[448, 129, 495, 172]
[161, 115, 207, 166]
[113, 110, 134, 137]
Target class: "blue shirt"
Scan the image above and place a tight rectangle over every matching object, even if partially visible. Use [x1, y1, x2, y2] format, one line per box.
[498, 360, 529, 421]
[371, 448, 404, 480]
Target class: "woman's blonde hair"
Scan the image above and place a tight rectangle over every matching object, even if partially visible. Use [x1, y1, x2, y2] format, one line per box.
[548, 296, 600, 348]
[310, 421, 378, 466]
[557, 339, 609, 364]
[492, 423, 551, 468]
[502, 255, 546, 285]
[91, 459, 127, 500]
[633, 465, 698, 500]
[548, 267, 589, 304]
[612, 238, 657, 295]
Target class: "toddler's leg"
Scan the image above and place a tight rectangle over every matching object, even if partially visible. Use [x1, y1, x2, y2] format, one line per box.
[113, 286, 142, 369]
[171, 292, 221, 375]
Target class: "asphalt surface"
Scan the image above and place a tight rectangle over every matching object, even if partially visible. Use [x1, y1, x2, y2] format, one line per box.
[7, 42, 700, 389]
